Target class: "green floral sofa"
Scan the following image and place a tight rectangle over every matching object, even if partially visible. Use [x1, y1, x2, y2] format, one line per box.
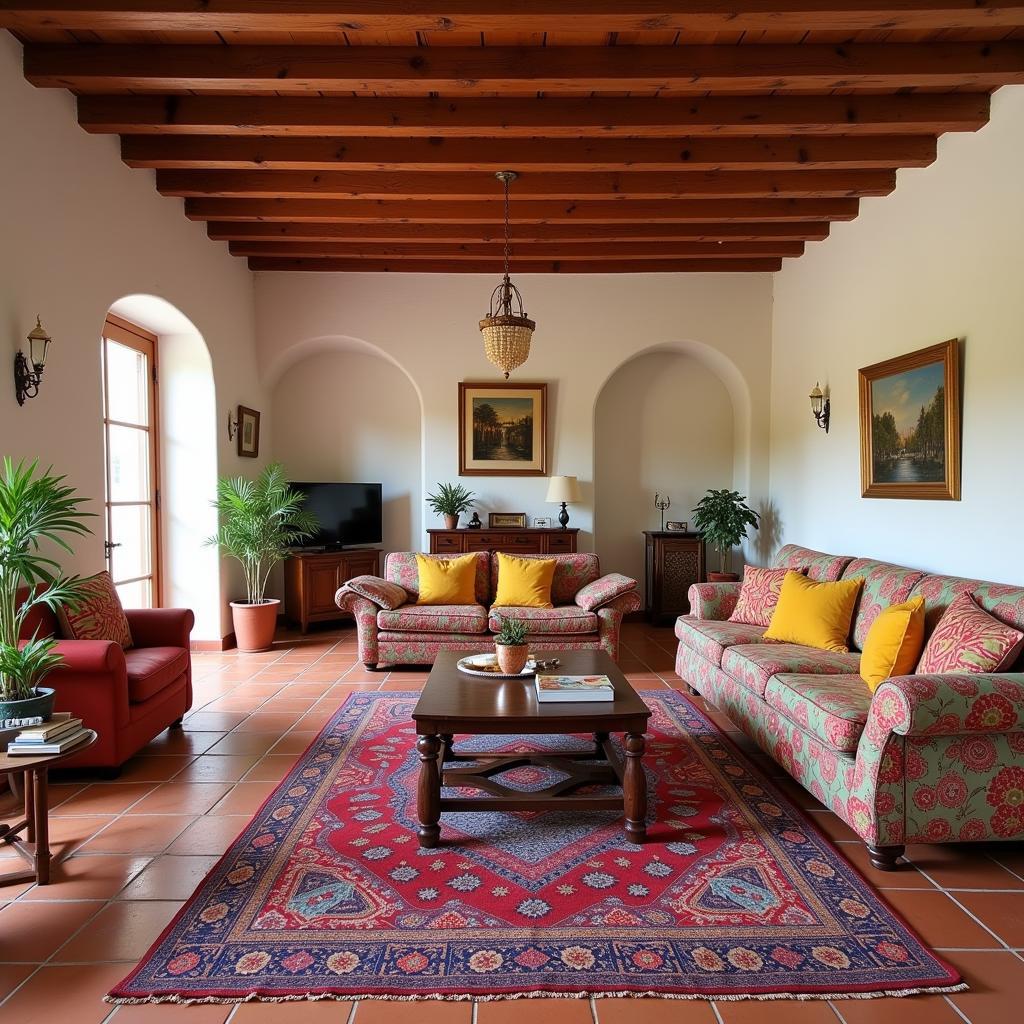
[675, 543, 1024, 869]
[336, 551, 640, 669]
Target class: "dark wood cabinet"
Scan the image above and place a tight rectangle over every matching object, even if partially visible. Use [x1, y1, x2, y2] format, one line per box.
[284, 549, 382, 634]
[427, 528, 578, 555]
[643, 531, 706, 625]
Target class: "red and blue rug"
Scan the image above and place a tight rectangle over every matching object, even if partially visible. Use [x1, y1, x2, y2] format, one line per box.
[109, 691, 962, 1003]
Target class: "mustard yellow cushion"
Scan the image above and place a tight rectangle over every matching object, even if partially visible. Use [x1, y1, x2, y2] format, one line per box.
[492, 553, 556, 608]
[763, 571, 863, 653]
[415, 553, 478, 606]
[859, 596, 926, 692]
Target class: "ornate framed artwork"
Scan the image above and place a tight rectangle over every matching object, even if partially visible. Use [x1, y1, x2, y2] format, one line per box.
[458, 382, 547, 476]
[488, 512, 528, 528]
[858, 339, 961, 500]
[237, 405, 261, 458]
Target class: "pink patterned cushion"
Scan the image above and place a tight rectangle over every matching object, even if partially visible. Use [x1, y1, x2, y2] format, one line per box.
[574, 573, 637, 611]
[57, 570, 133, 648]
[344, 575, 408, 611]
[729, 566, 794, 627]
[917, 592, 1024, 675]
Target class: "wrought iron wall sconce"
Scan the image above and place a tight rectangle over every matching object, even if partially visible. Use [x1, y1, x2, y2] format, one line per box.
[227, 408, 239, 440]
[14, 317, 52, 406]
[809, 382, 831, 434]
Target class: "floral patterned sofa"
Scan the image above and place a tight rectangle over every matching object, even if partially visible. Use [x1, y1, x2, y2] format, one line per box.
[675, 543, 1024, 869]
[335, 551, 641, 669]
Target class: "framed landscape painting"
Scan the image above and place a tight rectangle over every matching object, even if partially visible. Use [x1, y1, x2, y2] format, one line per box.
[458, 382, 547, 476]
[858, 339, 961, 500]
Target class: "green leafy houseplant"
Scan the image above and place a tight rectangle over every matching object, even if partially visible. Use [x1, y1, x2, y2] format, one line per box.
[207, 463, 319, 606]
[494, 617, 530, 674]
[0, 458, 93, 705]
[426, 482, 476, 528]
[690, 488, 760, 576]
[495, 618, 528, 647]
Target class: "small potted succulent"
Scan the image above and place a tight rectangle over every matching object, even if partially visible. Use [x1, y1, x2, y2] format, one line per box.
[690, 488, 760, 582]
[494, 617, 530, 674]
[427, 482, 476, 530]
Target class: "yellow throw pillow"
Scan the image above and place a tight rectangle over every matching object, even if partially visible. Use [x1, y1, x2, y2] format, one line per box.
[492, 553, 556, 608]
[763, 571, 863, 653]
[415, 553, 478, 606]
[859, 595, 926, 692]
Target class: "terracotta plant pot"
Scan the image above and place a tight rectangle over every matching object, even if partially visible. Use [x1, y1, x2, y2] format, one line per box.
[708, 571, 740, 583]
[231, 598, 281, 652]
[496, 642, 530, 675]
[443, 514, 460, 530]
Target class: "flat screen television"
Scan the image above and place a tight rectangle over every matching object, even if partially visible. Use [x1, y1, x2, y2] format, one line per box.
[289, 481, 383, 549]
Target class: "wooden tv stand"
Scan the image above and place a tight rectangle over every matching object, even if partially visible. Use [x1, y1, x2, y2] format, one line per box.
[284, 548, 382, 634]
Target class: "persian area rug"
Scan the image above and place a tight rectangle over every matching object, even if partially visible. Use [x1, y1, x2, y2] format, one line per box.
[109, 691, 962, 1004]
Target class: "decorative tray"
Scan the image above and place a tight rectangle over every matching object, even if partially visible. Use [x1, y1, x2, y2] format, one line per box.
[457, 653, 537, 679]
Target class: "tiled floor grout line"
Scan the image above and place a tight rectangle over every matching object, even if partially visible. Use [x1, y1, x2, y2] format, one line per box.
[912, 872, 1017, 951]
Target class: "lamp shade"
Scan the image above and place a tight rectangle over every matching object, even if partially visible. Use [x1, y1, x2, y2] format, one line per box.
[546, 475, 582, 504]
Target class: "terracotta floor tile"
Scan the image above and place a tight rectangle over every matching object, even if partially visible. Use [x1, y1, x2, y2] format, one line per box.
[231, 1001, 354, 1022]
[112, 1000, 234, 1023]
[270, 731, 318, 755]
[987, 847, 1024, 883]
[79, 814, 195, 855]
[837, 993, 966, 1023]
[129, 782, 234, 816]
[835, 840, 936, 890]
[378, 677, 428, 691]
[18, 854, 152, 901]
[281, 682, 334, 698]
[171, 753, 262, 783]
[0, 900, 102, 961]
[259, 697, 320, 712]
[904, 843, 1024, 890]
[140, 731, 226, 757]
[244, 754, 301, 782]
[205, 732, 281, 756]
[0, 963, 129, 1024]
[55, 782, 158, 815]
[209, 780, 279, 815]
[165, 815, 248, 855]
[233, 712, 301, 734]
[54, 899, 183, 962]
[953, 891, 1024, 947]
[596, 996, 718, 1022]
[804, 809, 860, 842]
[945, 950, 1024, 1023]
[342, 671, 389, 684]
[713, 999, 840, 1023]
[882, 889, 1002, 949]
[35, 813, 116, 853]
[0, 962, 33, 1000]
[117, 854, 221, 900]
[182, 712, 249, 732]
[476, 999, 588, 1024]
[114, 755, 196, 783]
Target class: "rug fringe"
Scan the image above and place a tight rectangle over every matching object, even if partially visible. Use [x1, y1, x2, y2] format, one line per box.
[104, 982, 968, 1006]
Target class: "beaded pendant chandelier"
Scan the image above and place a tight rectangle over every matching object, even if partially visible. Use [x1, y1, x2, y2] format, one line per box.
[479, 170, 536, 378]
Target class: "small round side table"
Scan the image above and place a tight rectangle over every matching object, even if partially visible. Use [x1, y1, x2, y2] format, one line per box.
[0, 730, 98, 886]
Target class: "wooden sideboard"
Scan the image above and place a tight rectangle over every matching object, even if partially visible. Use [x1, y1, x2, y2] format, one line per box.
[284, 548, 382, 634]
[427, 528, 579, 555]
[643, 531, 706, 625]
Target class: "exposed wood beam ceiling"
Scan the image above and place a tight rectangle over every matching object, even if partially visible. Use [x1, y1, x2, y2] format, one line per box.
[4, 2, 1023, 273]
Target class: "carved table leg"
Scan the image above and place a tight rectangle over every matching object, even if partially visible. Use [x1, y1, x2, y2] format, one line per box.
[866, 842, 905, 871]
[594, 731, 609, 759]
[33, 768, 50, 885]
[440, 734, 454, 763]
[623, 732, 648, 844]
[416, 735, 442, 849]
[23, 770, 35, 844]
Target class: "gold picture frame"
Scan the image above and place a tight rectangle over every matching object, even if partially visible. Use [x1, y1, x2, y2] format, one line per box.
[458, 382, 547, 476]
[858, 339, 961, 501]
[488, 513, 528, 528]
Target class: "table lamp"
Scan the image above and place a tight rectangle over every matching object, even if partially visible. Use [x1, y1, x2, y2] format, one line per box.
[545, 475, 581, 529]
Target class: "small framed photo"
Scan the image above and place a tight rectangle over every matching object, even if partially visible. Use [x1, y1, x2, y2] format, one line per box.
[533, 516, 552, 528]
[666, 520, 689, 532]
[237, 405, 261, 458]
[489, 512, 528, 528]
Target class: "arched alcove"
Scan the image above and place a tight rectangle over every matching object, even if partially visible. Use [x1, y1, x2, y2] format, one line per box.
[270, 344, 423, 553]
[594, 346, 739, 590]
[106, 294, 220, 642]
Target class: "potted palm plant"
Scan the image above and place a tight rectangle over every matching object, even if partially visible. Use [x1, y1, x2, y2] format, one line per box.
[208, 463, 318, 652]
[0, 458, 92, 722]
[426, 482, 476, 530]
[494, 617, 530, 674]
[690, 488, 760, 582]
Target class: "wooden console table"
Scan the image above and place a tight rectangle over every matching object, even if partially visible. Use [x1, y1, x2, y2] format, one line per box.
[643, 531, 706, 625]
[284, 548, 382, 633]
[428, 527, 578, 555]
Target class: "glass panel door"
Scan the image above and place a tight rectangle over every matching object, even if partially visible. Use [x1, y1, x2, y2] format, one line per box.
[102, 316, 160, 608]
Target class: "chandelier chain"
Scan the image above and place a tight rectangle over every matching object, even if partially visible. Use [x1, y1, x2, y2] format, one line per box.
[503, 171, 511, 284]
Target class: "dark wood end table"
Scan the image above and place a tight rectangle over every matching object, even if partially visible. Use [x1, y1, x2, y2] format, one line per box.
[0, 730, 98, 886]
[411, 651, 651, 849]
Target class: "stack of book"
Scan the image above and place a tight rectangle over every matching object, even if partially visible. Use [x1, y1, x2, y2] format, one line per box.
[535, 673, 615, 703]
[7, 712, 89, 755]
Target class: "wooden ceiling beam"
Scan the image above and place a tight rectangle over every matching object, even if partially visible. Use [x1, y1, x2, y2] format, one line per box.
[184, 197, 859, 223]
[227, 239, 805, 259]
[157, 168, 896, 199]
[207, 221, 831, 242]
[26, 42, 1024, 94]
[122, 134, 937, 172]
[78, 93, 991, 138]
[246, 256, 785, 273]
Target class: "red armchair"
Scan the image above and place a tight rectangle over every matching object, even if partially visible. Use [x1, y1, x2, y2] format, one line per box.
[17, 592, 194, 770]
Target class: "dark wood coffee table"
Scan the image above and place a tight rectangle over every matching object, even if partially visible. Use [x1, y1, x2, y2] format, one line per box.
[411, 650, 651, 848]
